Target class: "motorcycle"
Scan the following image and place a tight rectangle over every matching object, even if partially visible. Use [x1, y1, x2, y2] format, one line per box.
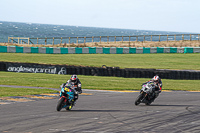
[56, 82, 76, 111]
[135, 81, 158, 106]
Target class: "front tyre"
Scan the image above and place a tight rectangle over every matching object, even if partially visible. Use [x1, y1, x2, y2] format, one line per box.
[56, 97, 65, 111]
[135, 94, 143, 106]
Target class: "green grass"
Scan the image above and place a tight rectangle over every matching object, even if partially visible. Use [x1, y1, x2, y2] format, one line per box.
[0, 87, 58, 97]
[0, 53, 200, 97]
[0, 53, 200, 70]
[0, 72, 199, 96]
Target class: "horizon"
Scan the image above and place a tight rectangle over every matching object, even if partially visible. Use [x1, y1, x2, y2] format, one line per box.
[0, 20, 193, 34]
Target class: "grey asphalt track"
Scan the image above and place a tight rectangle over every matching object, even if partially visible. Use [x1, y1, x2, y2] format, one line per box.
[0, 89, 200, 133]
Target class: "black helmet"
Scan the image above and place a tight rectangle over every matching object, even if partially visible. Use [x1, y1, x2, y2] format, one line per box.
[70, 74, 78, 83]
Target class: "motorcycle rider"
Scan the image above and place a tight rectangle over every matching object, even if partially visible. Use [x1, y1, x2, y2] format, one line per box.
[60, 74, 82, 104]
[143, 75, 162, 99]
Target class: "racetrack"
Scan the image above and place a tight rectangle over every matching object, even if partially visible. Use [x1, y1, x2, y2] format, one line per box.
[0, 89, 200, 133]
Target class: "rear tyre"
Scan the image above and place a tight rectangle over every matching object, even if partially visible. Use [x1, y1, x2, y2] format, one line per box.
[56, 97, 65, 111]
[66, 106, 71, 111]
[66, 105, 72, 111]
[145, 96, 155, 105]
[145, 101, 151, 105]
[135, 94, 143, 106]
[66, 102, 74, 111]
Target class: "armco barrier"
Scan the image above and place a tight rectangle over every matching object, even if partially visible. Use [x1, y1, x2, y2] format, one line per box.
[1, 46, 200, 54]
[0, 62, 200, 80]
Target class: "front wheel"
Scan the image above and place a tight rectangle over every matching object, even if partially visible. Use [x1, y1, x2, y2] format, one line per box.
[135, 94, 143, 106]
[56, 97, 65, 111]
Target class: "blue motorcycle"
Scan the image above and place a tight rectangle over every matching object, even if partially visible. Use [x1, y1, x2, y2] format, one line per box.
[56, 82, 75, 111]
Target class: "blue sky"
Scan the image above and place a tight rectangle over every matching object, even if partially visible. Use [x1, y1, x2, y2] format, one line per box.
[0, 0, 199, 33]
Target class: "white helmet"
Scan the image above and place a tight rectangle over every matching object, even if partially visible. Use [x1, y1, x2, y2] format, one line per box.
[153, 75, 159, 82]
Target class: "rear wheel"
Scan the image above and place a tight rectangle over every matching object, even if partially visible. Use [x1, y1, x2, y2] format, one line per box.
[145, 101, 151, 105]
[56, 97, 65, 111]
[66, 105, 72, 111]
[135, 94, 143, 105]
[66, 101, 74, 111]
[145, 94, 156, 105]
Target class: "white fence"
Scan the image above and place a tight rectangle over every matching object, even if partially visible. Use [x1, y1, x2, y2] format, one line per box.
[8, 34, 200, 45]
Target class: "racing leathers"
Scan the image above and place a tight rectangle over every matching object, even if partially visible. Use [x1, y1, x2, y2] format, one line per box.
[143, 76, 162, 99]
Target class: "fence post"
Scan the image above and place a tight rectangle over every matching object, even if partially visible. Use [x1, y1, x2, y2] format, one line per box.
[100, 36, 101, 44]
[69, 37, 70, 44]
[12, 37, 13, 43]
[107, 36, 109, 44]
[37, 38, 38, 44]
[28, 38, 30, 45]
[77, 37, 79, 44]
[8, 37, 10, 43]
[182, 34, 184, 41]
[84, 37, 86, 44]
[174, 35, 176, 41]
[136, 36, 138, 42]
[18, 37, 20, 44]
[52, 37, 54, 45]
[45, 38, 47, 45]
[167, 35, 168, 42]
[151, 35, 152, 41]
[190, 34, 192, 41]
[159, 35, 160, 42]
[114, 36, 116, 43]
[92, 36, 94, 43]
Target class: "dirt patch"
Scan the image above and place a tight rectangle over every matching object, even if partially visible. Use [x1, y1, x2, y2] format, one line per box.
[1, 40, 200, 47]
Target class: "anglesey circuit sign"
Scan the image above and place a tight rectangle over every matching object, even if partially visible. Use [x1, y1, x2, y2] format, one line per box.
[7, 66, 57, 74]
[6, 63, 67, 75]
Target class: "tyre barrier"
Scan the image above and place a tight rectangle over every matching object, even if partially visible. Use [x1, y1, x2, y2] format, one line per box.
[0, 61, 200, 80]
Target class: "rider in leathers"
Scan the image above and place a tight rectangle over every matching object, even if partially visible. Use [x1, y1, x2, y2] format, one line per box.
[143, 75, 162, 100]
[60, 75, 82, 104]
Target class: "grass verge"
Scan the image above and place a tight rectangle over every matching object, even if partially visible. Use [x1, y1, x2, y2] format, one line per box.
[0, 87, 58, 97]
[0, 71, 199, 97]
[0, 53, 200, 70]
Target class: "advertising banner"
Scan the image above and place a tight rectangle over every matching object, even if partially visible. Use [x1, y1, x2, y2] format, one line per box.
[0, 62, 199, 80]
[5, 62, 67, 75]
